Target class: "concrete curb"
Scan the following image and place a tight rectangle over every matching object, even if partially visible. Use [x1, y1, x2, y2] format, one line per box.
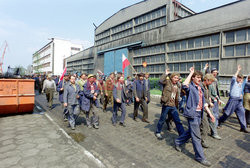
[35, 99, 106, 168]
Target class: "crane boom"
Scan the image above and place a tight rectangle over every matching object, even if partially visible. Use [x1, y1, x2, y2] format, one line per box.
[0, 41, 8, 74]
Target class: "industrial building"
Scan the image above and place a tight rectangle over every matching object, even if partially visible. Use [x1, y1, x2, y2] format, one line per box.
[32, 38, 83, 75]
[66, 0, 250, 91]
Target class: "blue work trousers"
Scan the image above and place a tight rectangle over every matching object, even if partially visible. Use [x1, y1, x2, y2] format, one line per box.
[156, 105, 184, 136]
[112, 102, 126, 124]
[175, 111, 206, 162]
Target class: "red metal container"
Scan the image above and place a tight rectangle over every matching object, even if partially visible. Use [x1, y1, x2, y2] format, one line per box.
[0, 79, 35, 114]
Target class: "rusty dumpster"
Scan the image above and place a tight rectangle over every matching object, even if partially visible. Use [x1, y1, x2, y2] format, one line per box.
[0, 79, 35, 114]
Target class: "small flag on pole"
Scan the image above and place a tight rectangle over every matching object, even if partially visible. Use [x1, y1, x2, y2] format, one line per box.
[122, 54, 130, 73]
[59, 67, 67, 82]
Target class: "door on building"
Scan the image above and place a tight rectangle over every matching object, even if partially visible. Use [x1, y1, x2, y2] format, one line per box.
[104, 48, 128, 77]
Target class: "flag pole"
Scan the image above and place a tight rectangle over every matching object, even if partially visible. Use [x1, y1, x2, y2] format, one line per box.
[129, 64, 137, 75]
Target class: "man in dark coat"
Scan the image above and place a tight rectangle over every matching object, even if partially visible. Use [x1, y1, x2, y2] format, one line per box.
[80, 74, 100, 129]
[133, 73, 149, 123]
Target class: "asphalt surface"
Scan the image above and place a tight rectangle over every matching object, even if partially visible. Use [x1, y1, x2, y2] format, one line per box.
[34, 93, 250, 168]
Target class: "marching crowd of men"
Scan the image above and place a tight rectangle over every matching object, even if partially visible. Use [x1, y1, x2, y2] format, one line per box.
[35, 64, 249, 167]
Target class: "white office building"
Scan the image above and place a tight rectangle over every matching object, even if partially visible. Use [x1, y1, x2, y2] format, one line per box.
[32, 38, 83, 75]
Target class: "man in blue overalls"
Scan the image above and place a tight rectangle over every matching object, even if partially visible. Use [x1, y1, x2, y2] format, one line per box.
[174, 67, 212, 167]
[219, 65, 249, 133]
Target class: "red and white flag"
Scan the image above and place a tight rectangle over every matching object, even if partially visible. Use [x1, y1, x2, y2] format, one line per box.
[59, 67, 67, 82]
[122, 54, 130, 73]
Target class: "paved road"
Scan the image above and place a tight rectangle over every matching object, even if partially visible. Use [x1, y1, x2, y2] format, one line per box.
[36, 93, 250, 168]
[0, 108, 103, 168]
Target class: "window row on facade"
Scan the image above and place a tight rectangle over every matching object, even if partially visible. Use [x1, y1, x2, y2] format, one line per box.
[134, 54, 165, 65]
[134, 44, 165, 56]
[168, 47, 219, 61]
[96, 30, 110, 41]
[225, 28, 250, 43]
[224, 43, 250, 57]
[67, 64, 94, 70]
[67, 58, 94, 66]
[167, 61, 219, 72]
[112, 20, 133, 34]
[168, 34, 220, 52]
[134, 17, 166, 34]
[112, 29, 133, 41]
[176, 6, 192, 18]
[134, 6, 166, 26]
[134, 64, 165, 73]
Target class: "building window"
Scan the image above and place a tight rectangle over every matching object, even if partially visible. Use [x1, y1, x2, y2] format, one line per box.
[210, 48, 219, 58]
[225, 46, 234, 57]
[181, 40, 187, 50]
[174, 52, 180, 61]
[235, 44, 246, 56]
[226, 31, 234, 43]
[195, 62, 201, 71]
[180, 52, 186, 60]
[188, 39, 194, 49]
[203, 36, 210, 47]
[195, 38, 202, 48]
[211, 34, 219, 45]
[195, 50, 202, 59]
[169, 43, 174, 51]
[187, 51, 193, 60]
[236, 29, 246, 42]
[175, 42, 180, 50]
[180, 63, 186, 71]
[248, 29, 250, 41]
[168, 53, 173, 61]
[168, 64, 173, 71]
[211, 61, 219, 70]
[203, 49, 210, 59]
[174, 63, 179, 71]
[187, 62, 193, 69]
[248, 44, 250, 56]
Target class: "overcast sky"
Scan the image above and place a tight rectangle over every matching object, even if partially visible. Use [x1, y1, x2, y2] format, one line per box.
[0, 0, 238, 72]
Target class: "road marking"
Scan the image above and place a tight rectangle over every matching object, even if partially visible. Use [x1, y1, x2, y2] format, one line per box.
[44, 113, 105, 168]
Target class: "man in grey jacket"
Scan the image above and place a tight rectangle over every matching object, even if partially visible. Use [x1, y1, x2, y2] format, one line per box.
[63, 76, 80, 130]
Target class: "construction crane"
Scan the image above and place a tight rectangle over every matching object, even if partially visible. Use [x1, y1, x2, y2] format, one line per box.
[0, 41, 8, 74]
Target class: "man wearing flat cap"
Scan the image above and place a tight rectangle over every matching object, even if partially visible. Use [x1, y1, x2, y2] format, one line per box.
[133, 72, 150, 123]
[57, 73, 70, 121]
[103, 72, 115, 112]
[80, 74, 100, 129]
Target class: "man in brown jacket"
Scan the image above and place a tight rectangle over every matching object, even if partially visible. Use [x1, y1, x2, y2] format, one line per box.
[103, 72, 115, 112]
[155, 69, 185, 140]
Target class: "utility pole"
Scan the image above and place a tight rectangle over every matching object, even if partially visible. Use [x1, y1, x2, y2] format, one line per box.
[0, 41, 8, 74]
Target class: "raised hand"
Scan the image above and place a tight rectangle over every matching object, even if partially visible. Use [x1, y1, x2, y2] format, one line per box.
[189, 67, 194, 73]
[165, 68, 170, 75]
[237, 65, 242, 71]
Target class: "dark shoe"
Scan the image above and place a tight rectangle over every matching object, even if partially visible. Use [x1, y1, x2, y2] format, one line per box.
[93, 124, 99, 129]
[240, 128, 249, 133]
[212, 135, 222, 140]
[119, 122, 126, 127]
[112, 123, 117, 127]
[199, 160, 211, 167]
[133, 117, 139, 122]
[175, 144, 182, 152]
[202, 142, 209, 148]
[155, 133, 163, 140]
[142, 119, 150, 123]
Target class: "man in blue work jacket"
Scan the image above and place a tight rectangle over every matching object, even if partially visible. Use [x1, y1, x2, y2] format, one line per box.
[63, 76, 80, 130]
[219, 65, 248, 133]
[174, 67, 212, 167]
